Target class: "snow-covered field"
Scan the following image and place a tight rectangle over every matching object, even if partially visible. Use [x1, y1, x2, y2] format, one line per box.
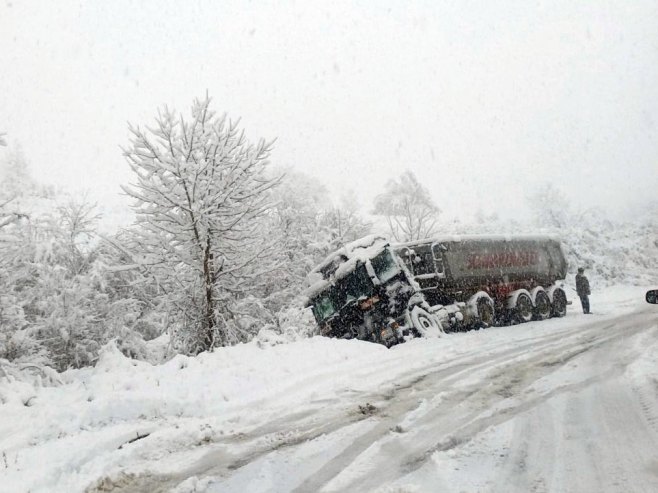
[2, 286, 657, 493]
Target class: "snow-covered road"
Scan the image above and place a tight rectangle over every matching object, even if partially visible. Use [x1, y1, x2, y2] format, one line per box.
[2, 287, 658, 492]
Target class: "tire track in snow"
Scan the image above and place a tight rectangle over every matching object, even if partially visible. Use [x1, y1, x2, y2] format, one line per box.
[90, 309, 658, 492]
[299, 313, 658, 492]
[491, 324, 658, 493]
[88, 327, 579, 492]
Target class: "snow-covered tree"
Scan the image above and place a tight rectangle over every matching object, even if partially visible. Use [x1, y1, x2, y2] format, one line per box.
[526, 182, 570, 229]
[0, 148, 156, 369]
[322, 189, 372, 249]
[121, 95, 280, 353]
[0, 197, 105, 369]
[254, 169, 331, 314]
[0, 149, 47, 364]
[372, 170, 441, 242]
[0, 148, 33, 230]
[255, 170, 372, 317]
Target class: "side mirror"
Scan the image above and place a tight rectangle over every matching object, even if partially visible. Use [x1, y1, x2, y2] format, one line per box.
[646, 290, 658, 304]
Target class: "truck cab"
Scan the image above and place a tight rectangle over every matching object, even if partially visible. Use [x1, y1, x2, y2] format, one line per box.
[305, 236, 423, 345]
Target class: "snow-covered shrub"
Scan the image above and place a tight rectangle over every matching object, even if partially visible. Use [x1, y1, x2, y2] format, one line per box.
[229, 295, 277, 342]
[251, 305, 316, 348]
[0, 357, 63, 407]
[275, 303, 317, 340]
[0, 150, 165, 370]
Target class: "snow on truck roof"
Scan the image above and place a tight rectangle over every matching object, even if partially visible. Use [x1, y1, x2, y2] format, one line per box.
[394, 234, 561, 249]
[305, 235, 389, 298]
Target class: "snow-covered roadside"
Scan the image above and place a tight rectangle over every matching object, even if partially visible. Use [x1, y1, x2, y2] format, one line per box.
[0, 285, 655, 492]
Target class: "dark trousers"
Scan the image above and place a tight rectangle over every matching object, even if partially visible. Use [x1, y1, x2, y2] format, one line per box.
[579, 295, 590, 314]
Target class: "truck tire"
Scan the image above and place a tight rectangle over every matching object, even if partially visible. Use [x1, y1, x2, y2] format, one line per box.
[477, 297, 495, 327]
[514, 293, 534, 323]
[550, 288, 567, 317]
[410, 306, 444, 338]
[532, 288, 551, 320]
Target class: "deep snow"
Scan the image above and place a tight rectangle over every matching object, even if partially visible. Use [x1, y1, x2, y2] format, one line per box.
[1, 286, 657, 492]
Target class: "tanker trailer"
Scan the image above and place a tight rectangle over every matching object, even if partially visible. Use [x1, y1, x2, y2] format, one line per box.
[393, 235, 568, 327]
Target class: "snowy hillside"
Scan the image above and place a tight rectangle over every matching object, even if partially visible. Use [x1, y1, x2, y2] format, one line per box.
[429, 206, 658, 289]
[2, 286, 657, 492]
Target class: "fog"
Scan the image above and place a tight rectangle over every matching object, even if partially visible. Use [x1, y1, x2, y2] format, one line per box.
[2, 0, 657, 224]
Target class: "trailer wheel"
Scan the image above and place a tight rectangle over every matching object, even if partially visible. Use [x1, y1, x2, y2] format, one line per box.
[410, 306, 444, 338]
[477, 297, 495, 327]
[514, 293, 534, 323]
[551, 288, 567, 317]
[533, 289, 551, 320]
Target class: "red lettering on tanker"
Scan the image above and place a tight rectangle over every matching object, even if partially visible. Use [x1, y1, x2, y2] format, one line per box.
[466, 251, 539, 270]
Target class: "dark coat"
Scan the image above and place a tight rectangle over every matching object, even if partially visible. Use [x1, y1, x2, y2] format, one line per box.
[576, 273, 590, 297]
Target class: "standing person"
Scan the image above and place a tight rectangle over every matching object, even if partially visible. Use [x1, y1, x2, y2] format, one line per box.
[576, 267, 591, 314]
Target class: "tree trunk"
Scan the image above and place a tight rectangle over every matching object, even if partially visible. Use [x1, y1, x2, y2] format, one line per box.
[203, 237, 215, 350]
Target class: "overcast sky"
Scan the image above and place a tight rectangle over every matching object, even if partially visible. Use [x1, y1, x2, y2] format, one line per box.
[1, 0, 657, 223]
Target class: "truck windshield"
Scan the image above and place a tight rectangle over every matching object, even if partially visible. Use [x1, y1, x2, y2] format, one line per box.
[371, 249, 399, 283]
[336, 263, 374, 308]
[311, 263, 374, 321]
[412, 251, 435, 275]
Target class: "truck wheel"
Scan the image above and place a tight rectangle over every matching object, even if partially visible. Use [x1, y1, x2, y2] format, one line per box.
[477, 297, 495, 327]
[410, 306, 444, 338]
[533, 289, 551, 320]
[514, 293, 533, 323]
[551, 288, 567, 317]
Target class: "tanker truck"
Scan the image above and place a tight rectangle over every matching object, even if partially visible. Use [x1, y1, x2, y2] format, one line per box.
[304, 234, 568, 346]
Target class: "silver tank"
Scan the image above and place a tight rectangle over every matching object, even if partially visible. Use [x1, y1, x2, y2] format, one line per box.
[394, 235, 567, 288]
